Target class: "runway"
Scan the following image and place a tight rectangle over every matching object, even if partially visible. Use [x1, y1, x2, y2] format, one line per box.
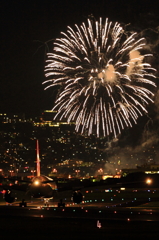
[1, 199, 159, 240]
[1, 198, 159, 221]
[1, 205, 159, 240]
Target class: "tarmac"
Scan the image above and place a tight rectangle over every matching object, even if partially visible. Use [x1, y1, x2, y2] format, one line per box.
[1, 206, 159, 240]
[1, 190, 159, 239]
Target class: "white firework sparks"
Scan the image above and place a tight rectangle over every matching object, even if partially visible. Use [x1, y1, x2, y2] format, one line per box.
[43, 18, 157, 138]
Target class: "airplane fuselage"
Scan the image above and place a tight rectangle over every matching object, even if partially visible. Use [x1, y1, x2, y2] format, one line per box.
[28, 175, 57, 198]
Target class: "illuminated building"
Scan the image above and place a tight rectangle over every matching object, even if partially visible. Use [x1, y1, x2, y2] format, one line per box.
[122, 163, 159, 177]
[37, 110, 75, 127]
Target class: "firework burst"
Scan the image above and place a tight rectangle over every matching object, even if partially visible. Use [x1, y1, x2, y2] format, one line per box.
[43, 18, 157, 138]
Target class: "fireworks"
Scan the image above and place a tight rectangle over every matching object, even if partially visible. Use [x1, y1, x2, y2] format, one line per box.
[43, 18, 157, 138]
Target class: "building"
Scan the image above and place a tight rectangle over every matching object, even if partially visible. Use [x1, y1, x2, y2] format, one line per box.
[122, 163, 159, 177]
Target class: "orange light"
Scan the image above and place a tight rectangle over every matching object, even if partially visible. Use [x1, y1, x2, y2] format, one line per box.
[34, 180, 40, 185]
[146, 178, 152, 184]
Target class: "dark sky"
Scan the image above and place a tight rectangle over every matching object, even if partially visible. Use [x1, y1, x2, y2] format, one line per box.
[0, 0, 158, 116]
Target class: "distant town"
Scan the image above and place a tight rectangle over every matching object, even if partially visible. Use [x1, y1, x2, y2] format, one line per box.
[0, 110, 158, 179]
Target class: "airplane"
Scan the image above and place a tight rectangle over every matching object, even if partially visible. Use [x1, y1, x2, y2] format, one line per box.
[25, 139, 57, 199]
[1, 140, 83, 206]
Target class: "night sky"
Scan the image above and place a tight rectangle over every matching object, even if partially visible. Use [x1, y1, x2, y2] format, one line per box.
[1, 0, 159, 162]
[1, 0, 158, 116]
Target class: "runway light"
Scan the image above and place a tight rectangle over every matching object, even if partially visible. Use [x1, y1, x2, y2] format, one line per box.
[127, 218, 130, 221]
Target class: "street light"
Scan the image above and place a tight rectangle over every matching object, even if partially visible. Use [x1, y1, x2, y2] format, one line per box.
[9, 170, 14, 177]
[31, 170, 36, 177]
[75, 170, 80, 178]
[98, 168, 103, 175]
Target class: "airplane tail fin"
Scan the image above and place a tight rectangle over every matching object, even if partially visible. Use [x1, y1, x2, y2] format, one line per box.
[36, 139, 40, 177]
